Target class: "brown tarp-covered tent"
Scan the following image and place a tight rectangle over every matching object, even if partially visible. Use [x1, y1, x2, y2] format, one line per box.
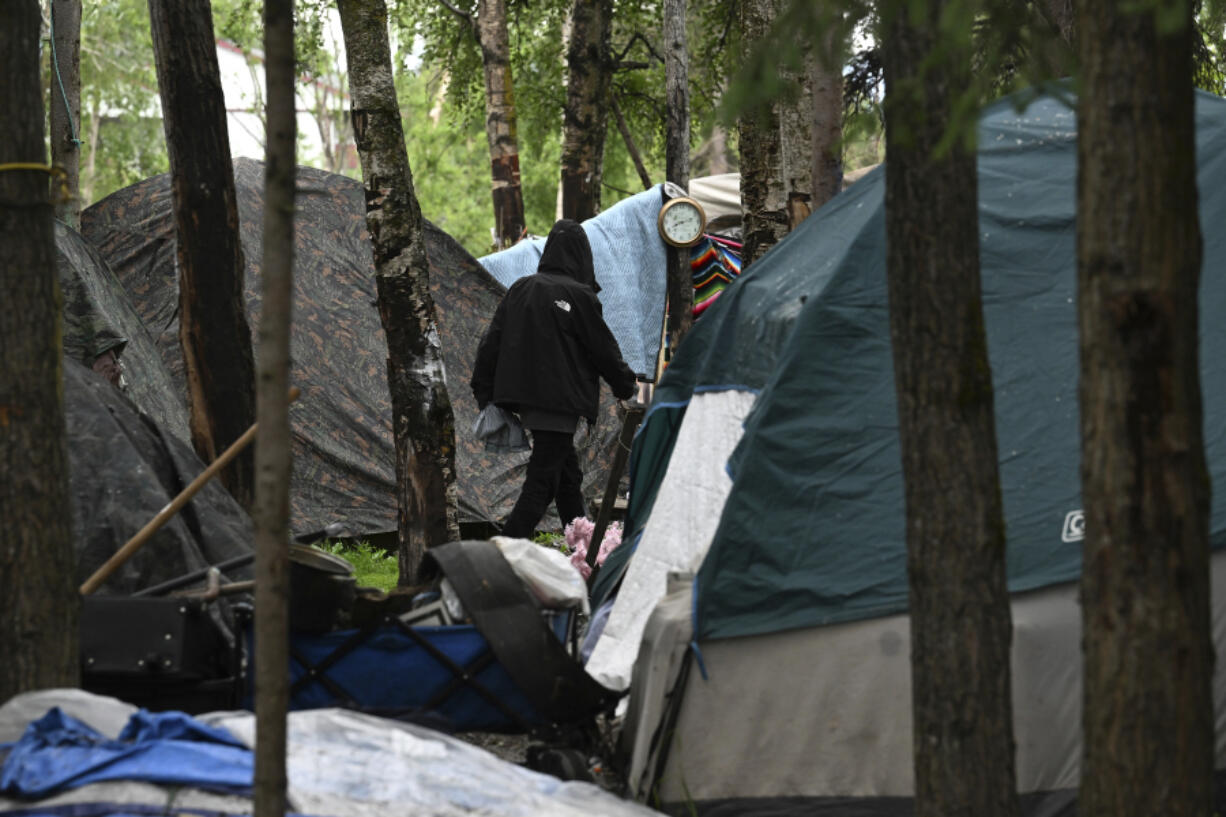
[80, 159, 623, 539]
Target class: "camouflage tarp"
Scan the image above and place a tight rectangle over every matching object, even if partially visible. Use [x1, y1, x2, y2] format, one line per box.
[55, 224, 251, 594]
[80, 159, 623, 537]
[56, 221, 191, 440]
[63, 357, 253, 596]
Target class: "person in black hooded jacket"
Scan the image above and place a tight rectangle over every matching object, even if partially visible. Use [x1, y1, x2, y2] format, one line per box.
[472, 219, 638, 538]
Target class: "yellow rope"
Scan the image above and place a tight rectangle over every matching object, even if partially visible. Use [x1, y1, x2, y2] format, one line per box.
[0, 163, 72, 204]
[0, 162, 57, 173]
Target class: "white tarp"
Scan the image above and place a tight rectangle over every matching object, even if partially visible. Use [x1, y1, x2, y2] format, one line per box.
[687, 174, 741, 229]
[585, 389, 757, 690]
[0, 690, 663, 817]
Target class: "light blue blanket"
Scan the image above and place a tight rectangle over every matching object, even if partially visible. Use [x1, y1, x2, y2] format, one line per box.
[478, 187, 668, 378]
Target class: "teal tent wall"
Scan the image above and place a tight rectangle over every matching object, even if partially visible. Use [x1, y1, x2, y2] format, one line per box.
[693, 89, 1226, 640]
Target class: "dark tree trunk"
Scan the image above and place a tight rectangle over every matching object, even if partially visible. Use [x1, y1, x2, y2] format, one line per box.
[49, 0, 82, 226]
[1042, 0, 1075, 43]
[252, 2, 295, 816]
[737, 0, 814, 266]
[338, 0, 461, 583]
[881, 0, 1019, 815]
[560, 0, 612, 222]
[0, 0, 79, 703]
[148, 0, 257, 509]
[1075, 0, 1213, 815]
[612, 95, 653, 190]
[663, 0, 692, 355]
[476, 0, 526, 249]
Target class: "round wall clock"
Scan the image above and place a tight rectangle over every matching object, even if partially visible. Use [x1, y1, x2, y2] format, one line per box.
[657, 195, 707, 248]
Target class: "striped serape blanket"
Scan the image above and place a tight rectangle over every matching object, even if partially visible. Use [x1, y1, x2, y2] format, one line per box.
[690, 234, 742, 318]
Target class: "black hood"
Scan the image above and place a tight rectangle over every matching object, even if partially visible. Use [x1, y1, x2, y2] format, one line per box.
[537, 219, 599, 293]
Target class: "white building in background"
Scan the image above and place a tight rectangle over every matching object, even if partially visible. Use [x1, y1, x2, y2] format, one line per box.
[214, 35, 355, 174]
[212, 10, 418, 175]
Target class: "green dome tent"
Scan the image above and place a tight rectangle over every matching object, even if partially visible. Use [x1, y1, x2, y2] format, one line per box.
[596, 87, 1226, 815]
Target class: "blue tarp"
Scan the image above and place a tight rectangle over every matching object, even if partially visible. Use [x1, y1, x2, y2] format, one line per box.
[0, 708, 252, 798]
[269, 621, 560, 732]
[478, 187, 668, 378]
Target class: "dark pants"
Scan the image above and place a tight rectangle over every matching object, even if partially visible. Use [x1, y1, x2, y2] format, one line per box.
[501, 430, 586, 538]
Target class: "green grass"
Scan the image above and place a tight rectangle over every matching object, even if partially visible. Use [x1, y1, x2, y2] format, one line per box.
[317, 534, 570, 592]
[316, 541, 399, 592]
[533, 530, 569, 556]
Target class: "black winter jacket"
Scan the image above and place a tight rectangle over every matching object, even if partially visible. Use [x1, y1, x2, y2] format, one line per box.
[471, 220, 638, 423]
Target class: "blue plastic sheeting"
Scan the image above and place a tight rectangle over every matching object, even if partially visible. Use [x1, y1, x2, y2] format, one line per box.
[0, 709, 252, 798]
[268, 615, 571, 733]
[479, 187, 668, 378]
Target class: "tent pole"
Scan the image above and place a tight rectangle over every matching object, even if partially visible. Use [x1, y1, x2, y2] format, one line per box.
[587, 402, 645, 579]
[586, 290, 671, 584]
[79, 387, 301, 595]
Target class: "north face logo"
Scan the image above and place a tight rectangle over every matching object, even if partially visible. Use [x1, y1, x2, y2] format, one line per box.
[555, 299, 572, 313]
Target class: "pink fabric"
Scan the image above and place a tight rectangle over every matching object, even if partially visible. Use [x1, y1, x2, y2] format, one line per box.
[563, 517, 623, 580]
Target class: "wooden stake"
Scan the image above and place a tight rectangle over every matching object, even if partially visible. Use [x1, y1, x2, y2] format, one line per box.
[79, 387, 300, 595]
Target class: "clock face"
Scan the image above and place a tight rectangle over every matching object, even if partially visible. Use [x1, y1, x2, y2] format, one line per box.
[658, 197, 706, 247]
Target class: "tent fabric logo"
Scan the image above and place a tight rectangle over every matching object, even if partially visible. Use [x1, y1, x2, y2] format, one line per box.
[1062, 510, 1085, 543]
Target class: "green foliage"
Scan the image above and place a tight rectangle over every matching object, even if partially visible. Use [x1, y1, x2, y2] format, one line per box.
[720, 0, 868, 126]
[67, 0, 682, 247]
[843, 106, 885, 169]
[398, 70, 501, 255]
[394, 0, 707, 219]
[389, 0, 674, 243]
[213, 0, 336, 78]
[71, 0, 168, 207]
[719, 0, 1072, 160]
[1193, 0, 1226, 93]
[363, 0, 564, 242]
[533, 529, 567, 553]
[317, 540, 399, 591]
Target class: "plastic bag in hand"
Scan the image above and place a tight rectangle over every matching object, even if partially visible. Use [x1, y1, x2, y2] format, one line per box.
[471, 404, 530, 452]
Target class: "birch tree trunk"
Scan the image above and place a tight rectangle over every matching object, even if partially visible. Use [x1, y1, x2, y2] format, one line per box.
[0, 0, 79, 702]
[252, 2, 295, 816]
[338, 0, 461, 583]
[810, 34, 843, 210]
[49, 0, 82, 226]
[737, 0, 814, 266]
[476, 0, 526, 248]
[560, 0, 612, 222]
[148, 0, 257, 509]
[881, 0, 1019, 813]
[1075, 0, 1213, 813]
